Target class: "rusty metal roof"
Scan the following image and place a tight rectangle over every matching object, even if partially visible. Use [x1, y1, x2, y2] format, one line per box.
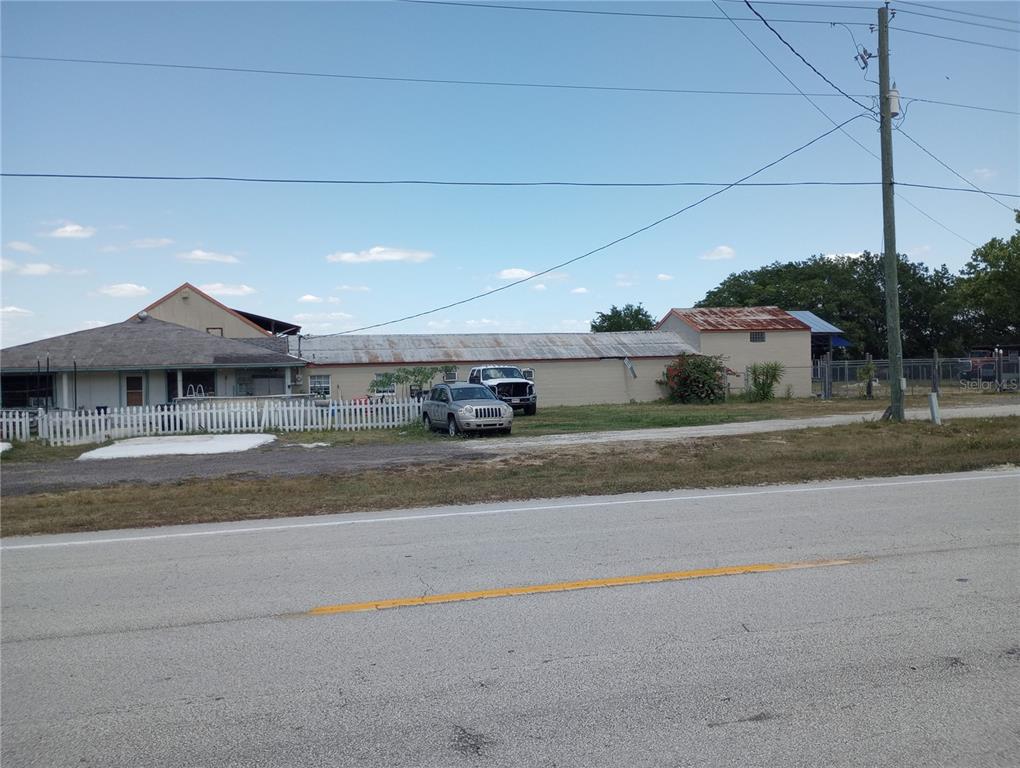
[294, 331, 697, 365]
[659, 307, 810, 332]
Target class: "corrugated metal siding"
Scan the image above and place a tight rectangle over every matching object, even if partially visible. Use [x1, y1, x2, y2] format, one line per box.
[294, 331, 697, 365]
[662, 307, 810, 332]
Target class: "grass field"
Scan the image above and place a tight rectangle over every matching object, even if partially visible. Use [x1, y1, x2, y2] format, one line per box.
[0, 390, 1015, 461]
[3, 417, 1016, 537]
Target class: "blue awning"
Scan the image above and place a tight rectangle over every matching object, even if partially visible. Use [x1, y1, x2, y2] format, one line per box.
[831, 336, 852, 348]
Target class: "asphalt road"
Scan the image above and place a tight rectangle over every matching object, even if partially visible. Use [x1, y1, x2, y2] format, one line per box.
[2, 403, 1018, 496]
[2, 470, 1019, 767]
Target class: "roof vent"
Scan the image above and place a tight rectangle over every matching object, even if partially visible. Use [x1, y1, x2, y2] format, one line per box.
[137, 310, 149, 321]
[181, 288, 190, 300]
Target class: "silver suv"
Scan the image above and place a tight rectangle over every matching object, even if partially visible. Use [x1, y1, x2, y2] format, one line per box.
[422, 382, 514, 436]
[468, 365, 537, 415]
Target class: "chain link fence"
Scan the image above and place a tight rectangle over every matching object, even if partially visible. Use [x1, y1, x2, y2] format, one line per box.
[811, 355, 1020, 399]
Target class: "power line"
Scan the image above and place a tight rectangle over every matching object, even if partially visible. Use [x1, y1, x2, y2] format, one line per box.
[894, 127, 1016, 210]
[904, 97, 1018, 117]
[719, 1, 878, 11]
[338, 114, 868, 334]
[890, 25, 1020, 52]
[4, 171, 1013, 197]
[894, 7, 1020, 34]
[742, 0, 873, 110]
[397, 0, 874, 26]
[5, 54, 1015, 116]
[0, 54, 873, 99]
[713, 0, 979, 247]
[893, 0, 1020, 26]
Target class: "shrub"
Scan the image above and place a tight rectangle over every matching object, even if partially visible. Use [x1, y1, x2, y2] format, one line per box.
[658, 355, 728, 404]
[748, 361, 786, 401]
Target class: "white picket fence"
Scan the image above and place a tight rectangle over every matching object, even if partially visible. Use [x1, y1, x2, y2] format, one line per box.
[1, 410, 32, 443]
[0, 398, 424, 447]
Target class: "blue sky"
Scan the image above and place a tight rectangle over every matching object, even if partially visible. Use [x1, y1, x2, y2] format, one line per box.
[2, 0, 1017, 346]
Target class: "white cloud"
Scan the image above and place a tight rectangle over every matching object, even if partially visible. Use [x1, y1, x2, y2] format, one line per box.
[559, 318, 588, 331]
[498, 267, 535, 280]
[49, 222, 95, 239]
[971, 168, 997, 181]
[18, 262, 58, 276]
[570, 287, 589, 294]
[700, 245, 735, 261]
[465, 318, 500, 327]
[78, 320, 108, 330]
[336, 284, 370, 292]
[0, 305, 34, 317]
[327, 296, 341, 304]
[6, 241, 39, 254]
[657, 273, 674, 281]
[99, 283, 150, 298]
[822, 251, 864, 260]
[906, 244, 932, 258]
[326, 246, 433, 264]
[532, 283, 547, 291]
[615, 273, 637, 288]
[199, 283, 255, 297]
[298, 294, 324, 303]
[1, 258, 16, 272]
[427, 319, 452, 329]
[177, 249, 239, 264]
[131, 237, 174, 249]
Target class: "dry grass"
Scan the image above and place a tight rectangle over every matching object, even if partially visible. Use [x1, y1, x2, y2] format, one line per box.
[3, 417, 1016, 538]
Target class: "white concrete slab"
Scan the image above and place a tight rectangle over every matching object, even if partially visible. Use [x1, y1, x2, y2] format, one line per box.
[77, 434, 276, 460]
[0, 442, 12, 454]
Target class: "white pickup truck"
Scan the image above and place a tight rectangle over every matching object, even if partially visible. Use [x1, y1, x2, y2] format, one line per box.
[468, 365, 537, 415]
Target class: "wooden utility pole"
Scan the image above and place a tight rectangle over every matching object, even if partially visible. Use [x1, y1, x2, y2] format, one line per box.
[879, 5, 905, 421]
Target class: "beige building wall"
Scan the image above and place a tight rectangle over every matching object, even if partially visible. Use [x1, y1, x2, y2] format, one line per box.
[304, 357, 673, 407]
[699, 330, 812, 397]
[146, 290, 268, 339]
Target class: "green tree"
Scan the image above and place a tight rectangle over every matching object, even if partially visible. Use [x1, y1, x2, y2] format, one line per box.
[956, 232, 1020, 347]
[697, 252, 965, 357]
[590, 303, 655, 332]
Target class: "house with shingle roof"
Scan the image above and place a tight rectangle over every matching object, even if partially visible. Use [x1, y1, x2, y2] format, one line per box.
[656, 307, 812, 396]
[0, 315, 304, 410]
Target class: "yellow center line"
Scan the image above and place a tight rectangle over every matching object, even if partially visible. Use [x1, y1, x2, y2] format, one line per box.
[306, 558, 857, 616]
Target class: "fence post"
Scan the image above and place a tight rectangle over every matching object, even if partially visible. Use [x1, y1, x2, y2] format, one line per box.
[932, 349, 940, 394]
[865, 353, 874, 400]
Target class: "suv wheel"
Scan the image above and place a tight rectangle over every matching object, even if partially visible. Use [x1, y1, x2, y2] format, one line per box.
[447, 415, 459, 436]
[423, 414, 432, 431]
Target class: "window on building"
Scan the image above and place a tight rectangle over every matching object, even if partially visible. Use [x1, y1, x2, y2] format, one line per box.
[309, 374, 331, 398]
[206, 327, 224, 336]
[750, 331, 767, 343]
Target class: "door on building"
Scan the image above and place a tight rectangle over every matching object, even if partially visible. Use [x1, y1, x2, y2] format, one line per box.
[125, 375, 144, 406]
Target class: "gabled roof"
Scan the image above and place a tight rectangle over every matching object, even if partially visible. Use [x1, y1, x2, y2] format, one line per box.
[786, 310, 844, 335]
[0, 317, 303, 372]
[657, 307, 810, 332]
[138, 282, 300, 337]
[295, 331, 697, 365]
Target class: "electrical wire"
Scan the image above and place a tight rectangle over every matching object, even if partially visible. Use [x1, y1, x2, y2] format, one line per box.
[4, 171, 1013, 197]
[893, 0, 1020, 26]
[743, 0, 874, 111]
[337, 114, 868, 334]
[894, 127, 1016, 210]
[397, 0, 875, 26]
[713, 0, 979, 247]
[893, 7, 1020, 34]
[890, 25, 1020, 52]
[5, 54, 1015, 116]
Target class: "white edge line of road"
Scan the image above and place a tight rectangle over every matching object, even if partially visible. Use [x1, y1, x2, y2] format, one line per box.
[3, 471, 1018, 552]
